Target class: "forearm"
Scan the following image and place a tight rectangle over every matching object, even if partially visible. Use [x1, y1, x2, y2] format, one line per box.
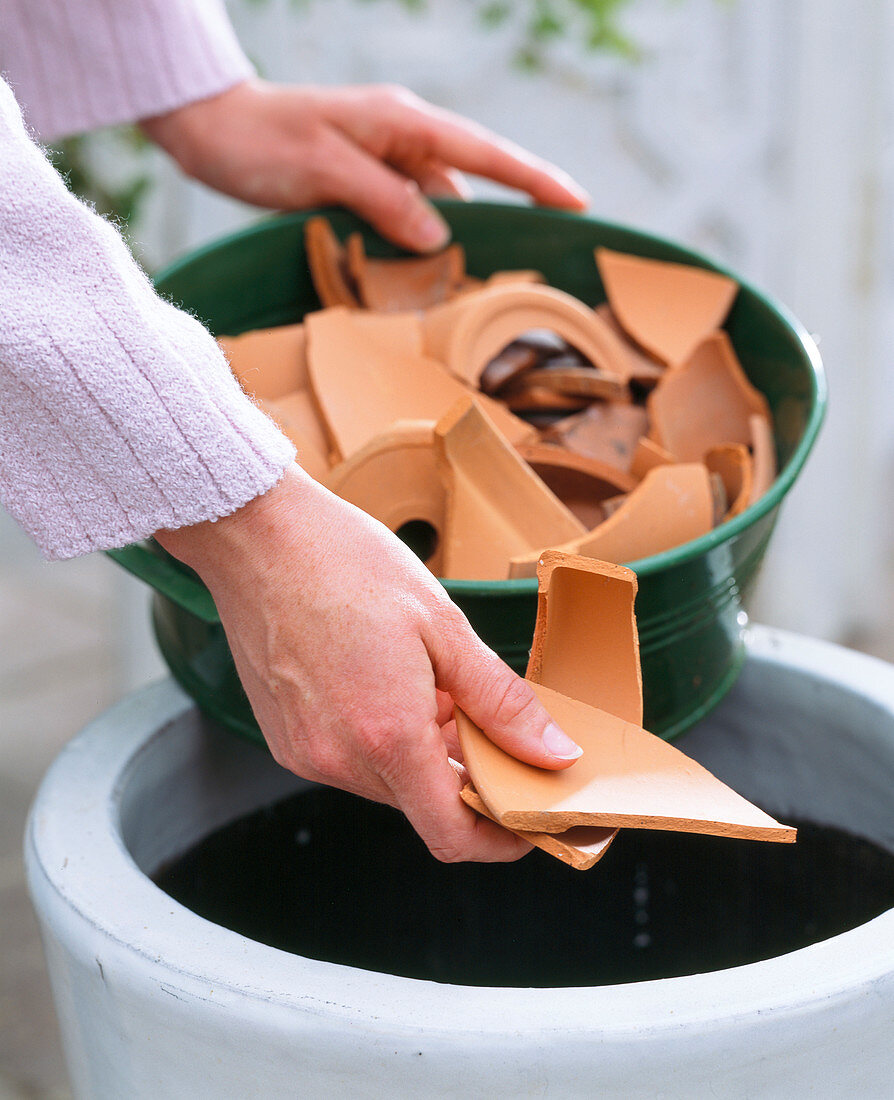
[0, 79, 294, 560]
[1, 0, 253, 141]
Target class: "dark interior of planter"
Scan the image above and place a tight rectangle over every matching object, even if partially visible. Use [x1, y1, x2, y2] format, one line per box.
[155, 786, 894, 988]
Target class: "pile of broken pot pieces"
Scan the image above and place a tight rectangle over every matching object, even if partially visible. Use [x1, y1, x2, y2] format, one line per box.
[218, 216, 777, 582]
[458, 551, 795, 869]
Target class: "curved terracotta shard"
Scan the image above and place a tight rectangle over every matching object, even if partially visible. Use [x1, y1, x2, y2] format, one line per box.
[749, 412, 777, 504]
[459, 784, 616, 870]
[304, 217, 360, 308]
[324, 421, 445, 573]
[345, 234, 467, 311]
[508, 463, 714, 577]
[260, 392, 330, 482]
[705, 443, 753, 520]
[540, 404, 649, 473]
[421, 283, 633, 387]
[647, 331, 771, 460]
[527, 552, 643, 725]
[596, 248, 738, 366]
[305, 307, 531, 463]
[456, 681, 796, 842]
[517, 443, 637, 529]
[434, 397, 585, 581]
[630, 436, 675, 481]
[485, 269, 545, 287]
[217, 324, 307, 402]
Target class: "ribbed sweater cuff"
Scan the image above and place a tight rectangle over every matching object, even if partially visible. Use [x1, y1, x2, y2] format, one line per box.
[2, 0, 254, 141]
[0, 78, 295, 561]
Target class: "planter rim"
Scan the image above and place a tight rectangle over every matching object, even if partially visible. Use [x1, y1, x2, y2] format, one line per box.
[26, 626, 894, 1039]
[154, 201, 827, 591]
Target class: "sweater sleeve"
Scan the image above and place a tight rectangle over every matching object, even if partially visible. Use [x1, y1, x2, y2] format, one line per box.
[0, 0, 254, 141]
[0, 77, 295, 561]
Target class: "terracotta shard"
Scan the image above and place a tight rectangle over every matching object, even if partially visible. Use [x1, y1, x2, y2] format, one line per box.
[593, 304, 665, 385]
[434, 397, 585, 581]
[540, 404, 650, 473]
[305, 308, 532, 463]
[501, 387, 589, 415]
[346, 235, 467, 311]
[647, 331, 771, 460]
[526, 552, 643, 725]
[260, 392, 330, 482]
[456, 681, 796, 842]
[324, 420, 445, 572]
[485, 269, 545, 287]
[479, 341, 541, 394]
[508, 463, 714, 576]
[705, 443, 754, 520]
[516, 443, 637, 529]
[596, 248, 738, 366]
[460, 784, 617, 870]
[630, 437, 676, 481]
[217, 324, 308, 402]
[503, 364, 630, 404]
[749, 412, 777, 504]
[304, 217, 361, 308]
[421, 283, 636, 387]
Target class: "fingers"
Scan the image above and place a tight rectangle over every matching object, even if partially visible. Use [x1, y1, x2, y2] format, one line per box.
[424, 609, 583, 770]
[382, 720, 532, 863]
[315, 129, 451, 251]
[413, 162, 473, 200]
[387, 96, 590, 210]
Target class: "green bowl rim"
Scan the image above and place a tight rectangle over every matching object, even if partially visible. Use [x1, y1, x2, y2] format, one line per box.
[155, 200, 827, 596]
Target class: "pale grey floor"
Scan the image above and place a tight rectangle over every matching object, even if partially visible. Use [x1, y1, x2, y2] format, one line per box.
[0, 516, 163, 1099]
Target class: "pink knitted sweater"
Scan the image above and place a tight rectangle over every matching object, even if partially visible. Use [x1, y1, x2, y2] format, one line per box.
[0, 1, 295, 560]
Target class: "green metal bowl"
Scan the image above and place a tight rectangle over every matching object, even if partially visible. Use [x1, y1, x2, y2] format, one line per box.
[109, 202, 825, 741]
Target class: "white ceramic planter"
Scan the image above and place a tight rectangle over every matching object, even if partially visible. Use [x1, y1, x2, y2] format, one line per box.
[26, 627, 894, 1099]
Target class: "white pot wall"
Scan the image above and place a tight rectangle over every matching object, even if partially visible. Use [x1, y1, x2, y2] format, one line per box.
[25, 627, 894, 1098]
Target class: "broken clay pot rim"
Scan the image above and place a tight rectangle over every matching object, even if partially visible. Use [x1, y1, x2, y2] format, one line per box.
[145, 201, 826, 598]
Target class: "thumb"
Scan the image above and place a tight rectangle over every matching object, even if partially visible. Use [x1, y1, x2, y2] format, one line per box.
[425, 609, 583, 770]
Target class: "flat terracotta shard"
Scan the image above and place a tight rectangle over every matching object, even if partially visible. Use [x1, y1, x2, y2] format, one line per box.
[527, 552, 643, 724]
[503, 364, 630, 404]
[508, 463, 714, 576]
[346, 234, 467, 311]
[434, 397, 585, 581]
[501, 386, 588, 415]
[593, 304, 665, 386]
[749, 412, 777, 504]
[479, 341, 541, 394]
[218, 324, 308, 402]
[459, 784, 617, 870]
[456, 682, 796, 842]
[517, 444, 637, 530]
[540, 404, 650, 474]
[647, 331, 771, 460]
[596, 248, 738, 366]
[705, 443, 753, 520]
[305, 308, 531, 463]
[324, 421, 445, 572]
[304, 217, 360, 308]
[259, 391, 330, 482]
[485, 270, 545, 287]
[421, 284, 632, 388]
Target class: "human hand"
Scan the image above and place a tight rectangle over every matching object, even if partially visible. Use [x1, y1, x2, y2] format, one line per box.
[155, 465, 582, 863]
[140, 79, 589, 252]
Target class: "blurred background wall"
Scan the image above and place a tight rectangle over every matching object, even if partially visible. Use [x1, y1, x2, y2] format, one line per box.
[2, 1, 894, 1094]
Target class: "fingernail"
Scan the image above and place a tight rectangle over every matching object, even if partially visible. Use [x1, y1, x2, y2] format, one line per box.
[413, 208, 450, 250]
[542, 721, 583, 761]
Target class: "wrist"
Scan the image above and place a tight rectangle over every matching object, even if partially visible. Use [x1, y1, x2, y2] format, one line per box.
[155, 464, 319, 579]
